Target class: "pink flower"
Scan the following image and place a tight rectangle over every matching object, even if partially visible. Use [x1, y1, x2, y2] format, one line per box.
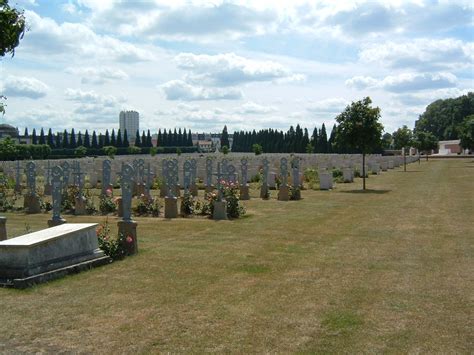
[126, 235, 133, 243]
[106, 188, 113, 196]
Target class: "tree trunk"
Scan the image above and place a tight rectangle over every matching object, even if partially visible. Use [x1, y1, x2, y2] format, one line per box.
[362, 153, 366, 190]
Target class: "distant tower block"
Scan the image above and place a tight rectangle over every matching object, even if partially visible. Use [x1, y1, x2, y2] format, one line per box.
[119, 110, 139, 142]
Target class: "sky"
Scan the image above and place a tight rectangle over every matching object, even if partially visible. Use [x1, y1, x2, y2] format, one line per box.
[1, 0, 473, 135]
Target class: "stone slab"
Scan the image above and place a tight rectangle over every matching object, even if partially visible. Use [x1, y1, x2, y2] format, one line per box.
[0, 223, 104, 279]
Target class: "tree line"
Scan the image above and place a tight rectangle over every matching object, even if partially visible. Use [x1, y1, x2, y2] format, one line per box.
[228, 123, 370, 154]
[22, 127, 193, 149]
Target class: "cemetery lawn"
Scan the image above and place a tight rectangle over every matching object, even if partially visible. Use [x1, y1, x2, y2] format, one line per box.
[1, 159, 473, 353]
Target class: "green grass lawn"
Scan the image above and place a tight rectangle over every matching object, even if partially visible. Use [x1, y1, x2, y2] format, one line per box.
[0, 159, 473, 353]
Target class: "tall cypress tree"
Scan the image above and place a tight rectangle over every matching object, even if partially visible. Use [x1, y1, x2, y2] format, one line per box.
[141, 130, 147, 147]
[163, 129, 168, 147]
[84, 130, 91, 148]
[320, 123, 328, 153]
[182, 128, 187, 147]
[55, 132, 61, 148]
[177, 128, 183, 146]
[311, 127, 318, 152]
[77, 131, 83, 147]
[32, 128, 37, 144]
[24, 127, 29, 140]
[157, 129, 162, 147]
[104, 130, 110, 146]
[303, 128, 310, 152]
[328, 124, 337, 153]
[91, 131, 98, 148]
[172, 128, 177, 146]
[117, 129, 123, 148]
[70, 128, 77, 148]
[47, 128, 54, 148]
[135, 130, 141, 147]
[39, 128, 45, 145]
[62, 129, 69, 148]
[187, 129, 193, 146]
[221, 125, 229, 148]
[146, 129, 152, 147]
[110, 129, 116, 147]
[123, 129, 129, 147]
[98, 133, 104, 148]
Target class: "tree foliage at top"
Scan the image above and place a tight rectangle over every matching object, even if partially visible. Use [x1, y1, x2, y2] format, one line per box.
[392, 125, 413, 150]
[335, 97, 383, 154]
[459, 115, 474, 151]
[0, 0, 26, 57]
[414, 92, 474, 140]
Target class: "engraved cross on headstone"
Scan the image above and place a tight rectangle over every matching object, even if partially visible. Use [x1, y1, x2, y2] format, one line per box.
[291, 156, 300, 187]
[240, 158, 248, 185]
[25, 161, 36, 195]
[120, 163, 134, 222]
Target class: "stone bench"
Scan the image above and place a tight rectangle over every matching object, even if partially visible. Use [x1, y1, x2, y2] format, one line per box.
[0, 223, 110, 288]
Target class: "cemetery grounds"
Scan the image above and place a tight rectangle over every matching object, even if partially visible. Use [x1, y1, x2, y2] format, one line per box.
[0, 158, 472, 353]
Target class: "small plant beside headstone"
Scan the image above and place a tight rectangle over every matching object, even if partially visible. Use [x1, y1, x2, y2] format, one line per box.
[99, 188, 117, 214]
[96, 219, 131, 260]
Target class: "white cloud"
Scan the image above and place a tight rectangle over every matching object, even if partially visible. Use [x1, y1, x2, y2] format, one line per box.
[381, 72, 458, 92]
[306, 98, 349, 115]
[236, 101, 277, 114]
[345, 76, 379, 90]
[346, 72, 458, 92]
[66, 67, 129, 85]
[64, 88, 125, 123]
[2, 76, 49, 99]
[84, 2, 279, 40]
[22, 10, 154, 62]
[65, 88, 121, 106]
[395, 87, 474, 106]
[359, 38, 474, 71]
[175, 52, 302, 86]
[160, 80, 243, 101]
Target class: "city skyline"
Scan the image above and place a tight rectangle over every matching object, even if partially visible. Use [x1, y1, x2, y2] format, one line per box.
[0, 0, 472, 134]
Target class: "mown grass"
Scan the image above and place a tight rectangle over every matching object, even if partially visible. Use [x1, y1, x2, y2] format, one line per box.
[0, 159, 472, 353]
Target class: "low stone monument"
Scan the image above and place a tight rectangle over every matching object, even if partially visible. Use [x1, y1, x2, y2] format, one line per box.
[23, 162, 41, 214]
[0, 223, 110, 288]
[117, 163, 138, 255]
[342, 167, 354, 183]
[48, 166, 66, 227]
[319, 171, 333, 190]
[239, 158, 250, 200]
[278, 158, 289, 201]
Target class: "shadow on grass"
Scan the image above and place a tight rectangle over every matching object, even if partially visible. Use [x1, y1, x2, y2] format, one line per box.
[396, 170, 421, 173]
[341, 189, 391, 194]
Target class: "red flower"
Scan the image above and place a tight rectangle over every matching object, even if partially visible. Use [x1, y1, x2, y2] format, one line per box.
[126, 235, 133, 243]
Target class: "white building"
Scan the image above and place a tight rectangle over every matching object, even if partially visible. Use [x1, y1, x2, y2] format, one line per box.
[119, 111, 139, 140]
